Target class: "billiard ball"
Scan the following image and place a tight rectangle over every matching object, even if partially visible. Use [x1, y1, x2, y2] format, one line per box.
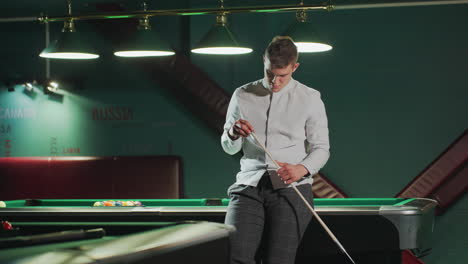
[0, 201, 6, 207]
[1, 221, 13, 230]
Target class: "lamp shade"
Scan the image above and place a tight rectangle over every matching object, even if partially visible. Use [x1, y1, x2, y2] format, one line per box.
[192, 24, 252, 55]
[114, 29, 175, 57]
[39, 31, 100, 59]
[284, 21, 332, 53]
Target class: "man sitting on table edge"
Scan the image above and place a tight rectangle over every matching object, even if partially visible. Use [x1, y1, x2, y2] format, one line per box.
[221, 36, 330, 264]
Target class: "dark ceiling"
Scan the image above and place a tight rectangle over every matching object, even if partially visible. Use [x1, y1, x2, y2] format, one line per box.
[3, 0, 467, 19]
[1, 0, 293, 18]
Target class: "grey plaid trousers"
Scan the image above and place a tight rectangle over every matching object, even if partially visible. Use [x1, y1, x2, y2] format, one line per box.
[225, 173, 313, 264]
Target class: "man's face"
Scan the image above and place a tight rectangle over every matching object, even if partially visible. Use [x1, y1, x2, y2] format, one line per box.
[263, 56, 299, 93]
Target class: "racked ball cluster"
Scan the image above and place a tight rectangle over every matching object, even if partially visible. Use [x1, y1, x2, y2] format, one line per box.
[93, 200, 143, 207]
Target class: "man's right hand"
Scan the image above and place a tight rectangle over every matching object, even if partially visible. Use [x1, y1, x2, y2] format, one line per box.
[229, 119, 255, 140]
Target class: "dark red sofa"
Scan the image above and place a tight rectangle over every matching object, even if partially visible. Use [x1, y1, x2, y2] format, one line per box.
[0, 156, 183, 200]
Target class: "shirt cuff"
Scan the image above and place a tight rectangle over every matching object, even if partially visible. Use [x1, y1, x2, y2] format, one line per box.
[299, 149, 330, 176]
[221, 131, 242, 155]
[228, 126, 240, 140]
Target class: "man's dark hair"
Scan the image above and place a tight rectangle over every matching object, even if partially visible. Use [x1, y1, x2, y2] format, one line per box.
[264, 36, 298, 69]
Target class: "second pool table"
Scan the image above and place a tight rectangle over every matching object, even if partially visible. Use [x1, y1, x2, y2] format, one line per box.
[0, 221, 233, 264]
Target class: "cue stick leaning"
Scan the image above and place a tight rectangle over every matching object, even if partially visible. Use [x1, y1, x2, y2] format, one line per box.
[249, 131, 356, 264]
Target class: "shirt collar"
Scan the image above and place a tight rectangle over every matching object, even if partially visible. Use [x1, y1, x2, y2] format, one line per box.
[261, 77, 296, 95]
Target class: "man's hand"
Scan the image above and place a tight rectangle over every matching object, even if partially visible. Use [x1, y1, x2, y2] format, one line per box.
[229, 119, 254, 140]
[276, 161, 309, 184]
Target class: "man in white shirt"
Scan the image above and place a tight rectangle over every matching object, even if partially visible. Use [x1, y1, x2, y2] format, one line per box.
[221, 36, 330, 264]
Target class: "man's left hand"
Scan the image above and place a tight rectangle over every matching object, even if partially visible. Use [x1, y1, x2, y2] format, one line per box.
[276, 161, 309, 184]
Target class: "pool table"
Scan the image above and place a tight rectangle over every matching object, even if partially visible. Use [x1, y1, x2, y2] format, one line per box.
[0, 198, 437, 264]
[0, 221, 233, 264]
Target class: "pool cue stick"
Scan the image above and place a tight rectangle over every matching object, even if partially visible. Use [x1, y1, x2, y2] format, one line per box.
[248, 131, 356, 264]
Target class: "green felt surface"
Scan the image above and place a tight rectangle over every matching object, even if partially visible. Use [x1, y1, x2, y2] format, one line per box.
[3, 198, 414, 208]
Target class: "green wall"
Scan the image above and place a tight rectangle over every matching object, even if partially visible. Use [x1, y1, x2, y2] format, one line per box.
[0, 3, 467, 263]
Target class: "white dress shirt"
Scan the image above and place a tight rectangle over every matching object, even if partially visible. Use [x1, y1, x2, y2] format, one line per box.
[221, 78, 330, 188]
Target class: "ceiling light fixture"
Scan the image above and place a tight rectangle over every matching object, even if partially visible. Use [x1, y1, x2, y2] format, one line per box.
[38, 79, 60, 94]
[46, 81, 59, 92]
[114, 2, 175, 57]
[284, 2, 333, 53]
[7, 83, 15, 92]
[39, 0, 99, 59]
[191, 0, 253, 55]
[24, 82, 34, 92]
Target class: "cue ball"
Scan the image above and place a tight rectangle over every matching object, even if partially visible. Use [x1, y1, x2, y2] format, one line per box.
[0, 201, 6, 207]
